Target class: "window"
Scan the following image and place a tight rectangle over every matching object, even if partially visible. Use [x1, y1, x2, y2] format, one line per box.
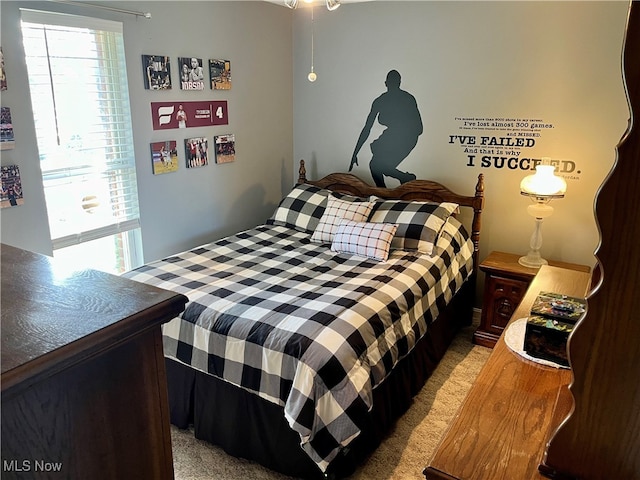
[21, 9, 142, 274]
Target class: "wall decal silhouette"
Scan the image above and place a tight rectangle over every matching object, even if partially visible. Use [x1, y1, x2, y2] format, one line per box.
[350, 70, 423, 187]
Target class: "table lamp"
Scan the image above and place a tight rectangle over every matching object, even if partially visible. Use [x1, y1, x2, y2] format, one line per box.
[518, 163, 567, 268]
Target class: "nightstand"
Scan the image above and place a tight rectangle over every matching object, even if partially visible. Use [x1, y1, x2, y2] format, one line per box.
[473, 251, 590, 348]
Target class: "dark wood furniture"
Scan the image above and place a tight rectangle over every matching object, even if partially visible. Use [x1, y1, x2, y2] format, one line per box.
[474, 251, 590, 348]
[1, 244, 188, 480]
[423, 265, 591, 480]
[540, 3, 640, 478]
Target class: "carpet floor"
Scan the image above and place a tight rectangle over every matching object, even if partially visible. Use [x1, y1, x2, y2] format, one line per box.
[171, 315, 491, 480]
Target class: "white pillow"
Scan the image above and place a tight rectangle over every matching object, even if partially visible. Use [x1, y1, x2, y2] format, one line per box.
[311, 195, 375, 244]
[331, 220, 398, 261]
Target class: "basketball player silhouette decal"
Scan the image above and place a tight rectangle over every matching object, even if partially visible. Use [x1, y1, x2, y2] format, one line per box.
[350, 70, 423, 187]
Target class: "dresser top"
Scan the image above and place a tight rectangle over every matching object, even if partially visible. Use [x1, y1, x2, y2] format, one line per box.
[425, 265, 592, 480]
[481, 251, 591, 280]
[1, 244, 187, 392]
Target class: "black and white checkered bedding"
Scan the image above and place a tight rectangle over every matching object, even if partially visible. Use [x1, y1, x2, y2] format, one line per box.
[123, 218, 473, 472]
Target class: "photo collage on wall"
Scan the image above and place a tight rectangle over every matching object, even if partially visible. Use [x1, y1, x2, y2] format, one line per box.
[1, 47, 14, 151]
[0, 48, 22, 208]
[142, 53, 231, 92]
[144, 53, 233, 175]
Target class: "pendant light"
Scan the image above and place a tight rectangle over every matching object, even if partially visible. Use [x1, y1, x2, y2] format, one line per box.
[308, 4, 317, 82]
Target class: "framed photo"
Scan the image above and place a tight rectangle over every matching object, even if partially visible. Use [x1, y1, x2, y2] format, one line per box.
[142, 54, 171, 90]
[1, 165, 24, 208]
[214, 134, 235, 164]
[150, 141, 179, 175]
[1, 107, 15, 150]
[209, 59, 231, 90]
[179, 57, 205, 91]
[1, 46, 7, 91]
[184, 137, 208, 168]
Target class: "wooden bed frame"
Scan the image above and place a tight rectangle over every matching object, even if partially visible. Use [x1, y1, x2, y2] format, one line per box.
[165, 163, 485, 479]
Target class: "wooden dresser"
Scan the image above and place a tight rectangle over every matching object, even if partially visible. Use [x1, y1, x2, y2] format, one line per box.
[1, 244, 188, 479]
[423, 265, 591, 480]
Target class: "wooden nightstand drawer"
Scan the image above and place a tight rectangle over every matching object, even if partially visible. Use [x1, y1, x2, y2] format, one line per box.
[483, 275, 528, 333]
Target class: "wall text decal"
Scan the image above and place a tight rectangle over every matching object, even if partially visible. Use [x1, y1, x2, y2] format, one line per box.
[449, 116, 581, 180]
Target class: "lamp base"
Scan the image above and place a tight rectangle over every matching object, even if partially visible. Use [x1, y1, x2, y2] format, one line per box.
[518, 252, 548, 269]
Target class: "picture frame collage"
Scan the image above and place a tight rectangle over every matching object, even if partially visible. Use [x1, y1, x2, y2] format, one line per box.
[150, 134, 236, 174]
[142, 55, 231, 92]
[0, 45, 24, 209]
[143, 54, 234, 175]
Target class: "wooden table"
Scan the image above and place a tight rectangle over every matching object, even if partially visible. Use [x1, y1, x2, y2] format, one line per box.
[1, 244, 188, 479]
[424, 265, 591, 480]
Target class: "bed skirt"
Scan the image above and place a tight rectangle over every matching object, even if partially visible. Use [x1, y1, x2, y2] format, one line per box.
[166, 277, 474, 479]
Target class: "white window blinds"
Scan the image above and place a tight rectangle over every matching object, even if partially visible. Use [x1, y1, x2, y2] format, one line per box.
[21, 9, 141, 251]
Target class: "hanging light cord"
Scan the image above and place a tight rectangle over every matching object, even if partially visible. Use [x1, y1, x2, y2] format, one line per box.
[308, 5, 317, 82]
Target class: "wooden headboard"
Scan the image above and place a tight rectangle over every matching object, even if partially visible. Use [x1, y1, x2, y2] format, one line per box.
[296, 159, 485, 275]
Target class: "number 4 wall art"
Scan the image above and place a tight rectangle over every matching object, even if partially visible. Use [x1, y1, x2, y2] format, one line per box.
[151, 101, 228, 130]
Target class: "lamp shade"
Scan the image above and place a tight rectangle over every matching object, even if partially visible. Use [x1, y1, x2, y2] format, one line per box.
[520, 165, 567, 199]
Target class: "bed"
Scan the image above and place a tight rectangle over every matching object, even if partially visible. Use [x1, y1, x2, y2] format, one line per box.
[123, 160, 484, 479]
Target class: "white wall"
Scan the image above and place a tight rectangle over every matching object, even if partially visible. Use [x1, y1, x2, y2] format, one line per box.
[292, 1, 630, 270]
[0, 1, 294, 262]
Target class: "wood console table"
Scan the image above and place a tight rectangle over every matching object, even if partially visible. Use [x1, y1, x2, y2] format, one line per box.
[1, 244, 188, 479]
[423, 265, 591, 480]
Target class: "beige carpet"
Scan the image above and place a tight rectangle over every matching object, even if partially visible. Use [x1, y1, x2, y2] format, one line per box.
[171, 315, 491, 480]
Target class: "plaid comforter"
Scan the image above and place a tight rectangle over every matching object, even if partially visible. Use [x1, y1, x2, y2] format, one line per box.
[123, 219, 473, 472]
